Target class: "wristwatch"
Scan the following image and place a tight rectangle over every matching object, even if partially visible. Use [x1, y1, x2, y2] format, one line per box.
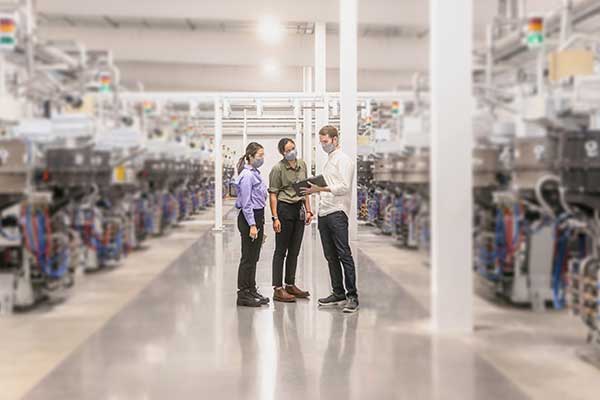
[272, 216, 279, 221]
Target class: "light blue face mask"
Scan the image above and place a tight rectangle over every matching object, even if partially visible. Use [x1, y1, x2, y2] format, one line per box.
[284, 149, 297, 161]
[252, 157, 264, 169]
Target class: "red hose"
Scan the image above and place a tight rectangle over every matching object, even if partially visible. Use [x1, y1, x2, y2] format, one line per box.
[44, 207, 52, 256]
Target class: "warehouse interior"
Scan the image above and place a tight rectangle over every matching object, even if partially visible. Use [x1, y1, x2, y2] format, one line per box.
[2, 0, 600, 399]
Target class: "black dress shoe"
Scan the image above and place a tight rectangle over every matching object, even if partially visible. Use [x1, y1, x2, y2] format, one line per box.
[237, 289, 262, 307]
[250, 287, 270, 305]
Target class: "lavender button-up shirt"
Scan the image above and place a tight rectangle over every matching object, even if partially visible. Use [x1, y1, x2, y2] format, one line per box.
[235, 164, 268, 226]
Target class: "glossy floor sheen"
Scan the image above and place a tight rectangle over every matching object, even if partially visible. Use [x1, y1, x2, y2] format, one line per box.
[23, 222, 528, 400]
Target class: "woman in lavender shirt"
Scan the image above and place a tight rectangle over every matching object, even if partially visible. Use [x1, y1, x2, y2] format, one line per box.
[235, 142, 270, 307]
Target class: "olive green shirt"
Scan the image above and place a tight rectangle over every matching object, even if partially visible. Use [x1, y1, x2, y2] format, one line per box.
[268, 159, 308, 204]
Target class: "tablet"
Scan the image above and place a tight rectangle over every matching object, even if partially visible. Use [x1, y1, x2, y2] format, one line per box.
[293, 175, 328, 196]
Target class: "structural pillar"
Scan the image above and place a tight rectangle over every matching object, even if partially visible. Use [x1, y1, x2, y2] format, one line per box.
[214, 99, 224, 231]
[242, 108, 248, 153]
[314, 21, 328, 175]
[303, 66, 313, 175]
[430, 0, 474, 334]
[340, 0, 358, 241]
[295, 118, 302, 158]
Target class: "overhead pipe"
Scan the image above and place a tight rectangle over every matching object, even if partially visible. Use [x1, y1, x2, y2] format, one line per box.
[485, 23, 495, 87]
[560, 0, 573, 46]
[46, 40, 88, 69]
[559, 33, 600, 51]
[36, 45, 79, 70]
[517, 0, 527, 19]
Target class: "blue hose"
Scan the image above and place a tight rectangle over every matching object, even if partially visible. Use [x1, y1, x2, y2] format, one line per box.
[551, 228, 570, 310]
[22, 208, 69, 279]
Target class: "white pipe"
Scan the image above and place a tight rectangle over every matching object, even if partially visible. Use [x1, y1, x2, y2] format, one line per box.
[517, 0, 527, 19]
[560, 0, 573, 46]
[38, 46, 79, 70]
[117, 91, 419, 102]
[535, 174, 560, 219]
[295, 117, 302, 159]
[559, 33, 600, 51]
[0, 54, 6, 96]
[485, 24, 495, 88]
[214, 99, 223, 231]
[559, 186, 575, 215]
[47, 40, 87, 68]
[242, 108, 248, 152]
[536, 18, 548, 95]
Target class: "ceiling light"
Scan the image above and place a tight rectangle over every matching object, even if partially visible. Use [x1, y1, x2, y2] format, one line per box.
[258, 16, 284, 44]
[263, 60, 280, 76]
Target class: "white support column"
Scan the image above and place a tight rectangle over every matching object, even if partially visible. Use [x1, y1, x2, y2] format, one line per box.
[303, 66, 316, 218]
[214, 98, 224, 231]
[314, 21, 328, 175]
[303, 66, 313, 175]
[295, 117, 302, 158]
[340, 0, 358, 241]
[242, 108, 248, 152]
[430, 0, 474, 334]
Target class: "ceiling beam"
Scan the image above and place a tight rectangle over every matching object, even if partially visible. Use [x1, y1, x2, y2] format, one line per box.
[185, 18, 196, 31]
[40, 26, 427, 70]
[103, 16, 120, 28]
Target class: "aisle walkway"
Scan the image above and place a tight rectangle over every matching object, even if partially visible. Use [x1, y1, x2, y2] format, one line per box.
[23, 220, 527, 400]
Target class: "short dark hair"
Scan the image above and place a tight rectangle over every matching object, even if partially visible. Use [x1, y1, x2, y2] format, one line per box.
[277, 138, 295, 155]
[319, 125, 339, 139]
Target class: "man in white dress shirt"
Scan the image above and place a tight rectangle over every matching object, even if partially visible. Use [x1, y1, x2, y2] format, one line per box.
[302, 125, 359, 313]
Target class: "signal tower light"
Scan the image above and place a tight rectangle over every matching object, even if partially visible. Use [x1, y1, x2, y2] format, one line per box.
[0, 14, 17, 50]
[99, 73, 112, 93]
[526, 17, 544, 49]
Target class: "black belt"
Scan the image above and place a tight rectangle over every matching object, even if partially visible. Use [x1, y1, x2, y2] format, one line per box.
[279, 201, 303, 207]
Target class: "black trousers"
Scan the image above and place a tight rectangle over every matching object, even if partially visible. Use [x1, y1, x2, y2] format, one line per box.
[237, 209, 265, 291]
[272, 201, 305, 287]
[318, 211, 358, 298]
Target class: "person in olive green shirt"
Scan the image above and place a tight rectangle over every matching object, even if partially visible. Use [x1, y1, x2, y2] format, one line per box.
[269, 138, 313, 302]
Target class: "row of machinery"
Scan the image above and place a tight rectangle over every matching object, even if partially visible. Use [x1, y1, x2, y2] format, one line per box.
[357, 1, 600, 353]
[0, 115, 216, 313]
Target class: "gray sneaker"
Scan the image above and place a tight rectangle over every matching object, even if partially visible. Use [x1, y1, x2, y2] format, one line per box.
[343, 297, 359, 313]
[318, 293, 347, 307]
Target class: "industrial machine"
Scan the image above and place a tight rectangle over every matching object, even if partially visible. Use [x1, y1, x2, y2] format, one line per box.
[0, 1, 218, 314]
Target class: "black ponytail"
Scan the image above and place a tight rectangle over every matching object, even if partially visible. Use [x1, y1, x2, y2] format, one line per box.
[237, 142, 264, 174]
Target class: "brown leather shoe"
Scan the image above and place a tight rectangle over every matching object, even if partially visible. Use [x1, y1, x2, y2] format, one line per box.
[285, 284, 310, 299]
[274, 287, 296, 303]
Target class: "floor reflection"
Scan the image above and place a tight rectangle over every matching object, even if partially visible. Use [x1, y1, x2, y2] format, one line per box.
[273, 303, 307, 397]
[23, 220, 530, 400]
[320, 311, 358, 400]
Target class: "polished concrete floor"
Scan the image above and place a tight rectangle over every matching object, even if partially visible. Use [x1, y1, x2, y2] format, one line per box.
[21, 215, 530, 400]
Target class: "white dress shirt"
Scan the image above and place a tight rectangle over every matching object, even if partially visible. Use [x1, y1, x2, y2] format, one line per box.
[319, 148, 355, 217]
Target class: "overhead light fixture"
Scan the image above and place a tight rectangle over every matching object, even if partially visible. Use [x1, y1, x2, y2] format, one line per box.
[263, 59, 280, 76]
[258, 16, 284, 44]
